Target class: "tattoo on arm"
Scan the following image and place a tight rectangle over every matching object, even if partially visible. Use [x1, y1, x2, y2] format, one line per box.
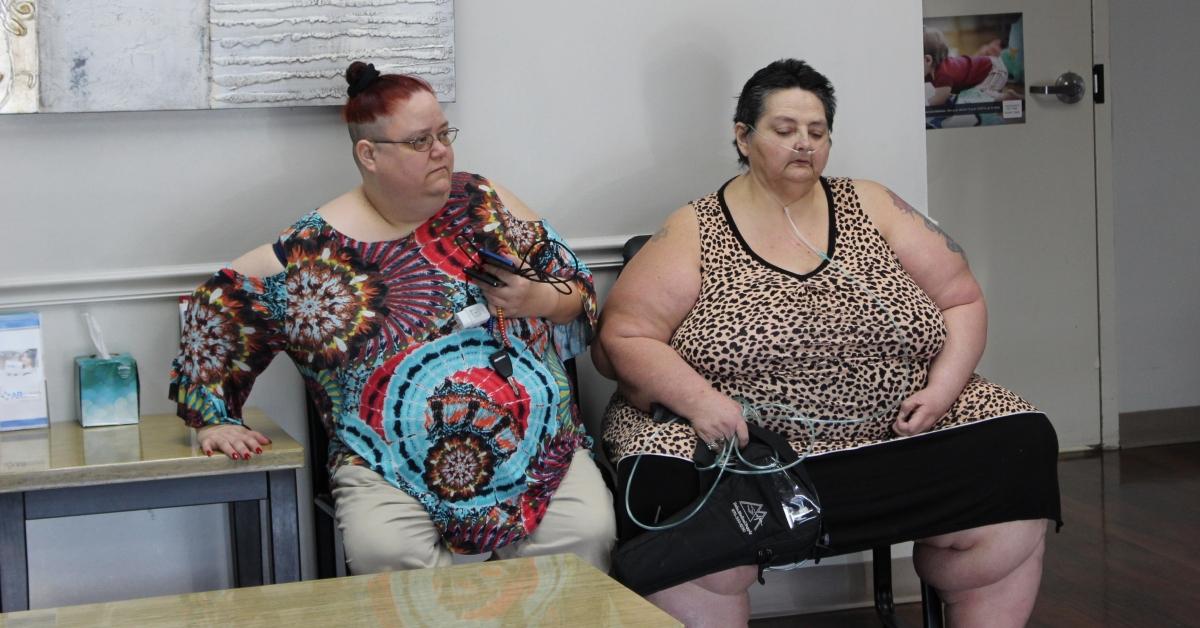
[649, 225, 670, 242]
[887, 189, 918, 216]
[887, 189, 966, 258]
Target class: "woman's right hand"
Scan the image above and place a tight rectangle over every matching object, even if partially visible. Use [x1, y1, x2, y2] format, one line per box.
[197, 424, 272, 460]
[687, 394, 750, 450]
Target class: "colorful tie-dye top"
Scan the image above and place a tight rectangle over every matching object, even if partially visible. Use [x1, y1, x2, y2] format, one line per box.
[169, 172, 598, 553]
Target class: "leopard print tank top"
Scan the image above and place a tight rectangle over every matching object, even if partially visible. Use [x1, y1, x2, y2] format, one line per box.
[602, 177, 1036, 462]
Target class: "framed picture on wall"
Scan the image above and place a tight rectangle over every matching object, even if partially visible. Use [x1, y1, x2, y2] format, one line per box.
[924, 13, 1026, 129]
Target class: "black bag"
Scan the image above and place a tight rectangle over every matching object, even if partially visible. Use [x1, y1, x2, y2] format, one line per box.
[611, 422, 827, 595]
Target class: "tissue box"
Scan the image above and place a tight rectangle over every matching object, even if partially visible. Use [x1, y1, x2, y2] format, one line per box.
[75, 353, 140, 427]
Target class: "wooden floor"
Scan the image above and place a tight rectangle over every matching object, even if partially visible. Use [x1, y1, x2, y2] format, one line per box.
[750, 442, 1200, 627]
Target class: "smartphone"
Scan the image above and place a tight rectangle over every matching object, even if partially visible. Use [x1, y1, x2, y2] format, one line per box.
[463, 266, 505, 288]
[478, 247, 519, 271]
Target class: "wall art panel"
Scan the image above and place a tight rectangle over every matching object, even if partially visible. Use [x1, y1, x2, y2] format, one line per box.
[208, 0, 454, 107]
[0, 0, 39, 113]
[3, 0, 453, 113]
[37, 0, 209, 112]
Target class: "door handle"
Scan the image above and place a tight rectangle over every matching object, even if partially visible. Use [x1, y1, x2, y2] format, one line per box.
[1030, 71, 1086, 104]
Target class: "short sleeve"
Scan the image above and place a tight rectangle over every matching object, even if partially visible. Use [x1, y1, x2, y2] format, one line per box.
[534, 221, 598, 362]
[169, 268, 287, 428]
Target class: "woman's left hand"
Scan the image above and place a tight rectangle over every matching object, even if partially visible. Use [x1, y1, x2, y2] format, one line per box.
[893, 386, 956, 436]
[474, 263, 553, 319]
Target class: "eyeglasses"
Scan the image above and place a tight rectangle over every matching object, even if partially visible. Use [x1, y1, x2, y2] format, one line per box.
[370, 127, 459, 152]
[748, 124, 831, 152]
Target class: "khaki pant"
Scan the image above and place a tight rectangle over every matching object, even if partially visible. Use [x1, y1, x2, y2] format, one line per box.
[331, 449, 616, 574]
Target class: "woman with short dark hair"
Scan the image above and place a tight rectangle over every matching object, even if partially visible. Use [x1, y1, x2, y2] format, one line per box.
[595, 58, 1059, 627]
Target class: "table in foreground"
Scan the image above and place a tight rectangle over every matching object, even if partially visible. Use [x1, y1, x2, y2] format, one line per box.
[0, 409, 303, 612]
[0, 553, 680, 627]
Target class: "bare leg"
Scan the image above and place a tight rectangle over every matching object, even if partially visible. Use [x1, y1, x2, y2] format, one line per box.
[646, 565, 759, 628]
[914, 519, 1047, 628]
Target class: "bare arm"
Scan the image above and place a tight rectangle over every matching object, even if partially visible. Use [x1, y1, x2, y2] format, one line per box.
[597, 208, 748, 447]
[856, 180, 985, 436]
[928, 85, 952, 106]
[484, 183, 583, 324]
[591, 325, 616, 378]
[230, 243, 285, 277]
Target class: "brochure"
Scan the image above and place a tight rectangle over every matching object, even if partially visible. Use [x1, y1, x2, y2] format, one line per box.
[0, 311, 49, 431]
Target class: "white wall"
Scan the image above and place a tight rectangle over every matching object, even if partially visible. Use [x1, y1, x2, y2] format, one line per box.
[0, 0, 925, 613]
[1110, 0, 1200, 413]
[449, 2, 928, 240]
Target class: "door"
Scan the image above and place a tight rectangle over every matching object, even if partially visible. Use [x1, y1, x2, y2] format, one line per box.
[923, 0, 1101, 450]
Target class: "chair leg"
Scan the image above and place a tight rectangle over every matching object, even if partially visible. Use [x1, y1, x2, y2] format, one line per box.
[334, 525, 348, 578]
[872, 544, 946, 628]
[314, 504, 338, 579]
[315, 494, 350, 578]
[920, 580, 944, 628]
[872, 546, 901, 628]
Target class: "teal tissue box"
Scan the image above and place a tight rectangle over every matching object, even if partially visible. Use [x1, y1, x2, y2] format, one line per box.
[75, 353, 140, 427]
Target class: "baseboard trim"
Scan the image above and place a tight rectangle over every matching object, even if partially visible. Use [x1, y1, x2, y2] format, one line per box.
[0, 235, 630, 310]
[1119, 406, 1200, 448]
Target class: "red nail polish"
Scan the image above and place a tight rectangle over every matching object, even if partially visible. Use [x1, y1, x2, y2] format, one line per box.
[206, 451, 212, 457]
[255, 448, 263, 454]
[231, 453, 239, 460]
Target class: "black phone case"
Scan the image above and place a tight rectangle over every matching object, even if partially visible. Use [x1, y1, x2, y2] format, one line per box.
[463, 266, 505, 287]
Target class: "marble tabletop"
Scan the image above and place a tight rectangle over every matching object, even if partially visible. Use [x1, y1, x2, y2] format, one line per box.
[0, 408, 303, 493]
[0, 553, 680, 627]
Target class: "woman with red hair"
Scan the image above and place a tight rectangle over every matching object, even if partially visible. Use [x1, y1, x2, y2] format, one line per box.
[170, 62, 615, 573]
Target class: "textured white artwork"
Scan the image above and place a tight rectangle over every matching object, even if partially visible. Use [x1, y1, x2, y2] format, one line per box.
[0, 0, 38, 113]
[209, 0, 455, 107]
[37, 0, 209, 112]
[4, 0, 453, 113]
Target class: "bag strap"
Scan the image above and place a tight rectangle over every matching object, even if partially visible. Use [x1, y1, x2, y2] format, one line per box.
[745, 423, 799, 465]
[691, 421, 800, 467]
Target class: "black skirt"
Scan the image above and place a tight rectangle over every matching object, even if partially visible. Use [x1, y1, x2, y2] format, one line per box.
[614, 412, 1062, 553]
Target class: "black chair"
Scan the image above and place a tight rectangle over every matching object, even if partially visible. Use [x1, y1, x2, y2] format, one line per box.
[619, 234, 943, 628]
[307, 396, 346, 579]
